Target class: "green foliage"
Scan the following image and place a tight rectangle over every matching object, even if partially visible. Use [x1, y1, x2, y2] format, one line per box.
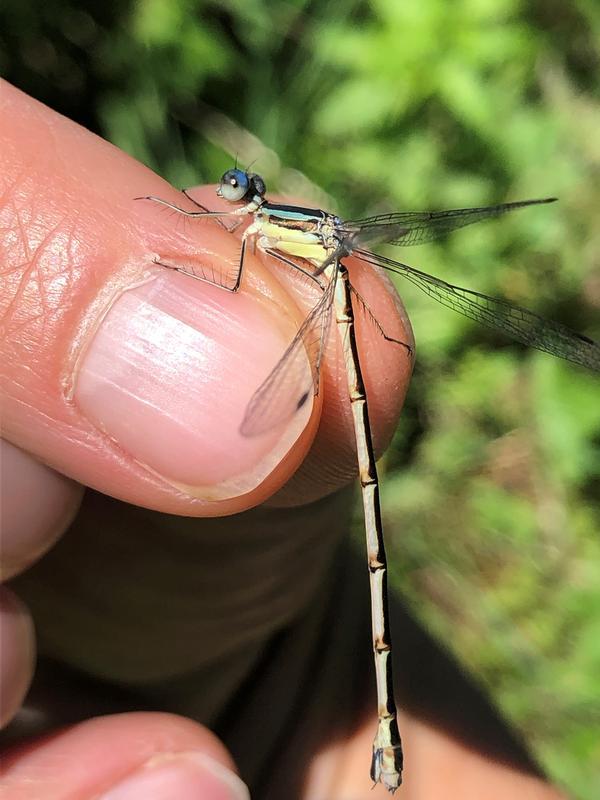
[2, 0, 599, 794]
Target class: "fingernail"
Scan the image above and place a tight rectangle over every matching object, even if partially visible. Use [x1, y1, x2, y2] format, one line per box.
[74, 272, 313, 498]
[99, 751, 250, 800]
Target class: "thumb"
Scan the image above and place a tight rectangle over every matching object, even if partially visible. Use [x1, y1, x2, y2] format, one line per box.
[0, 81, 320, 516]
[2, 712, 250, 800]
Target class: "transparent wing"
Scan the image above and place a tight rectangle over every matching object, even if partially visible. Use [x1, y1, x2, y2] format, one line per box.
[240, 272, 337, 436]
[342, 198, 556, 249]
[354, 249, 600, 372]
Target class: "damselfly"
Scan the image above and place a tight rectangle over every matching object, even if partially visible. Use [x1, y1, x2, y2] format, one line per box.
[139, 169, 600, 793]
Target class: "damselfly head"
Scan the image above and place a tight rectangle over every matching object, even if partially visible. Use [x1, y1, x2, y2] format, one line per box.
[217, 168, 266, 203]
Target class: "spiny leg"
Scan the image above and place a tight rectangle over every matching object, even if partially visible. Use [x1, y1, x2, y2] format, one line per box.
[230, 237, 247, 292]
[152, 236, 249, 294]
[179, 189, 211, 214]
[136, 194, 238, 223]
[181, 189, 245, 233]
[138, 192, 251, 236]
[262, 248, 327, 290]
[151, 258, 234, 293]
[347, 281, 414, 358]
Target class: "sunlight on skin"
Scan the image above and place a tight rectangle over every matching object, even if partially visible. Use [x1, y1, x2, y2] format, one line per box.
[305, 714, 568, 800]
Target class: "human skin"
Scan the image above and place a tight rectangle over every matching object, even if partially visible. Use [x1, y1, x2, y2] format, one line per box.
[0, 80, 566, 799]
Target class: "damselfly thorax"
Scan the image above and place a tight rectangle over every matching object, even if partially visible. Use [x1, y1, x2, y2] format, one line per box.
[249, 203, 342, 263]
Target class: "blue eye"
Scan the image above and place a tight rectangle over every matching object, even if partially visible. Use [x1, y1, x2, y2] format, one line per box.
[218, 169, 250, 201]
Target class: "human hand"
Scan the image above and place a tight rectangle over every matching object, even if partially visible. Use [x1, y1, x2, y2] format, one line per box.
[0, 79, 411, 798]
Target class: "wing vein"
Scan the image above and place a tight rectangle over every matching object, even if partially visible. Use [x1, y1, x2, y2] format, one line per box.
[354, 249, 600, 371]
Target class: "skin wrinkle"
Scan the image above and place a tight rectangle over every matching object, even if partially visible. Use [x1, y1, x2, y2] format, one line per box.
[2, 163, 122, 377]
[0, 154, 33, 209]
[3, 314, 46, 346]
[7, 389, 117, 458]
[35, 221, 78, 313]
[2, 181, 149, 426]
[20, 401, 122, 455]
[23, 223, 66, 319]
[2, 204, 36, 324]
[0, 194, 75, 342]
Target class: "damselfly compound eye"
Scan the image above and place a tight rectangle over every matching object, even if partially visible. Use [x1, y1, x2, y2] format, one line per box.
[248, 173, 266, 198]
[218, 169, 250, 201]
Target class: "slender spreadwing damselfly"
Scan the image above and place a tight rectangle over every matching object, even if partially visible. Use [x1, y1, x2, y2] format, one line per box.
[139, 169, 600, 793]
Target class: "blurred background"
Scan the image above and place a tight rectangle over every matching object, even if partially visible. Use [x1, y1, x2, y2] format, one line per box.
[1, 0, 599, 795]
